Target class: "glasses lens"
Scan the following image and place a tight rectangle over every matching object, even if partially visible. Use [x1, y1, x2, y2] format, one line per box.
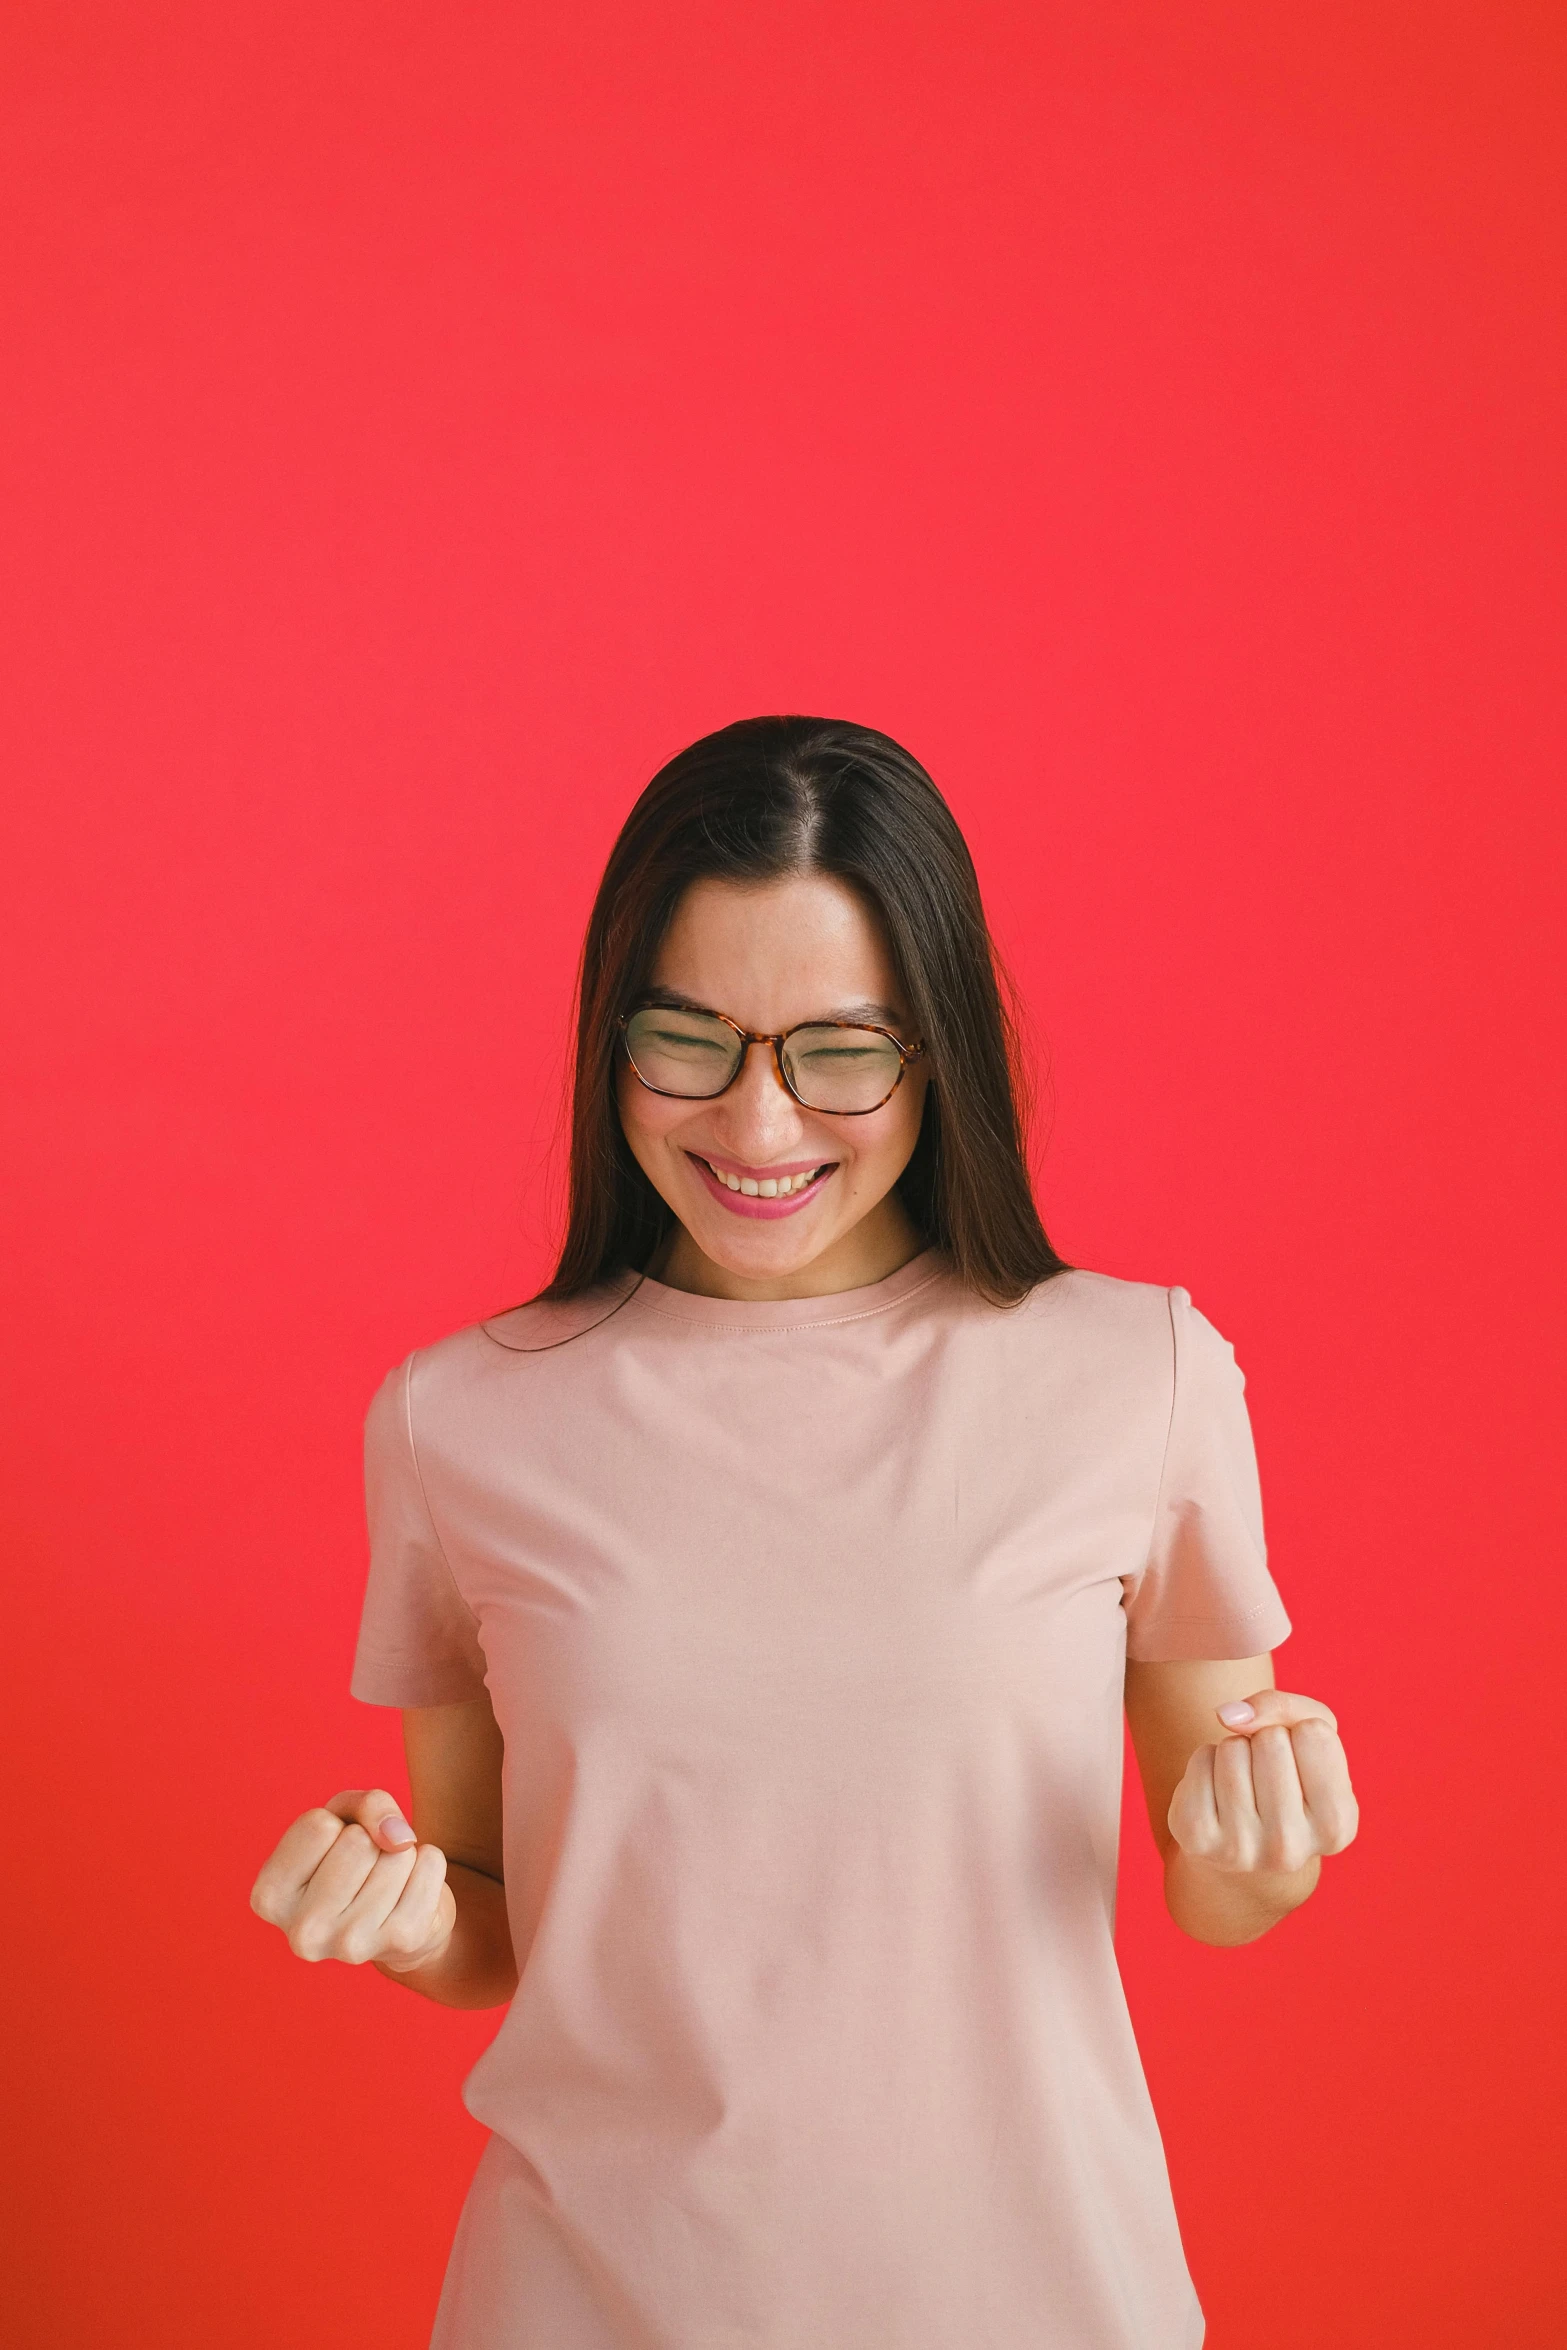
[782, 1026, 905, 1112]
[624, 1006, 744, 1097]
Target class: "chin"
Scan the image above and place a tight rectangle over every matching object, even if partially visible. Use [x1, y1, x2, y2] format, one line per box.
[676, 1190, 852, 1273]
[694, 1218, 838, 1275]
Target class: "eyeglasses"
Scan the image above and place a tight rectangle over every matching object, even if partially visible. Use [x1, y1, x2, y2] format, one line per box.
[619, 1002, 925, 1115]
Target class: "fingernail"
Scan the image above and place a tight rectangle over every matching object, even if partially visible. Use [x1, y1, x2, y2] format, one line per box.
[380, 1814, 416, 1847]
[1217, 1701, 1256, 1727]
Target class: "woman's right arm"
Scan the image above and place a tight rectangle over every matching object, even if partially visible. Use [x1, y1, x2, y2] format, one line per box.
[249, 1694, 517, 2010]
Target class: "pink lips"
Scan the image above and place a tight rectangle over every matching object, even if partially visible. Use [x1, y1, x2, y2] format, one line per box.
[687, 1152, 837, 1220]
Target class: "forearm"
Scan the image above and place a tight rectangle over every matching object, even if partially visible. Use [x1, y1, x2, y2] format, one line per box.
[376, 1862, 518, 2008]
[1164, 1845, 1320, 1947]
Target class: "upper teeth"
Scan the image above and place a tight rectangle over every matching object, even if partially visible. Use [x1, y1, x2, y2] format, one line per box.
[707, 1162, 823, 1196]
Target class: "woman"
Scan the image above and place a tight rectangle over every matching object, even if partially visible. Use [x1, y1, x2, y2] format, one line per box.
[250, 716, 1358, 2349]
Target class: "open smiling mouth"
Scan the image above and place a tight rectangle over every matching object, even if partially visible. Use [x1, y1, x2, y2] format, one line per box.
[689, 1154, 837, 1201]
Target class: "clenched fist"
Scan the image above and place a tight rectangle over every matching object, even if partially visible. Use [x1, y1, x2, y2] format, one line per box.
[249, 1789, 456, 1974]
[1168, 1690, 1359, 1875]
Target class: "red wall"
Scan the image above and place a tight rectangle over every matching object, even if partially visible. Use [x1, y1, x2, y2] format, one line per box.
[4, 5, 1563, 2343]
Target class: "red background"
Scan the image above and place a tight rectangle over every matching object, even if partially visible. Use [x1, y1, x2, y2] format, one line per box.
[4, 4, 1563, 2343]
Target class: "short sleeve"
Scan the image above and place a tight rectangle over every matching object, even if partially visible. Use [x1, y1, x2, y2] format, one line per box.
[1121, 1288, 1293, 1663]
[349, 1352, 490, 1707]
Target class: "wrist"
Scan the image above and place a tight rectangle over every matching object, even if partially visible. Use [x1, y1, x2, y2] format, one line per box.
[372, 1911, 457, 1982]
[1164, 1843, 1320, 1945]
[372, 1937, 451, 1983]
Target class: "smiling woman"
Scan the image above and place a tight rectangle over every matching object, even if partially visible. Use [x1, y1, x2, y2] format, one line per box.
[544, 715, 1067, 1303]
[250, 715, 1358, 2350]
[617, 865, 933, 1285]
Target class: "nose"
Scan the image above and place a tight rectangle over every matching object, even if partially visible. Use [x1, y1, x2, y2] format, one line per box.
[711, 1038, 805, 1155]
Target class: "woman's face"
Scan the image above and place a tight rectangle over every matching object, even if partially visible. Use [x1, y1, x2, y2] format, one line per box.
[617, 872, 932, 1300]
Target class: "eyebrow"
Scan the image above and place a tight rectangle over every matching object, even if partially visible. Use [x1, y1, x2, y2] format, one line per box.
[638, 985, 908, 1029]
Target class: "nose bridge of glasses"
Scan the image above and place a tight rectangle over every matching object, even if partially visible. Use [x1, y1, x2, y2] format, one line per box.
[732, 1028, 794, 1096]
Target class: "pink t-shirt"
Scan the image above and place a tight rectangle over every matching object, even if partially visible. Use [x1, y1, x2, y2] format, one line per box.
[352, 1252, 1291, 2350]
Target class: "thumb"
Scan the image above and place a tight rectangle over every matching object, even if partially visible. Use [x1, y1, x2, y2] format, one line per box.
[1214, 1689, 1338, 1735]
[324, 1786, 419, 1851]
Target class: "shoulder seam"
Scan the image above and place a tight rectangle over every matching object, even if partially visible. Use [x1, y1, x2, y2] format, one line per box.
[1133, 1286, 1183, 1589]
[401, 1350, 483, 1634]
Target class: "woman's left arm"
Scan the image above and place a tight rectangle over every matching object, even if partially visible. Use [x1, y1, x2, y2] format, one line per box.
[1124, 1656, 1360, 1947]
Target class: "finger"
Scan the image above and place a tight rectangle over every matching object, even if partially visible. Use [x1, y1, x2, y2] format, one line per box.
[1291, 1717, 1361, 1854]
[251, 1806, 359, 1921]
[330, 1844, 422, 1965]
[1167, 1743, 1221, 1857]
[376, 1843, 454, 1972]
[324, 1786, 418, 1852]
[287, 1821, 383, 1953]
[1211, 1732, 1261, 1868]
[1215, 1689, 1338, 1735]
[1246, 1723, 1316, 1873]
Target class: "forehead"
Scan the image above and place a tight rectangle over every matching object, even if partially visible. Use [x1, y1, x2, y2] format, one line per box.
[649, 874, 906, 1023]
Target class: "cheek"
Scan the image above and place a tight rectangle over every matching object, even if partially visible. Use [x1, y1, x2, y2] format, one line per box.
[846, 1081, 927, 1188]
[616, 1068, 678, 1164]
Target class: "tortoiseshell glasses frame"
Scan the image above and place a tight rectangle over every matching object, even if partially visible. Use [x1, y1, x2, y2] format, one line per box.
[618, 1004, 926, 1116]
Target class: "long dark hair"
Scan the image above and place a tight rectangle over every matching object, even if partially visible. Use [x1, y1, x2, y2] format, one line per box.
[540, 716, 1067, 1307]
